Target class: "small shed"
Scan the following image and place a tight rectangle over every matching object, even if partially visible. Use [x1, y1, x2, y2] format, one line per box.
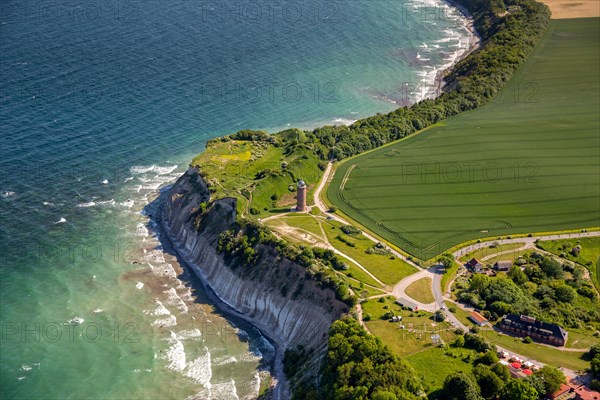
[494, 260, 513, 271]
[468, 311, 489, 326]
[395, 298, 419, 311]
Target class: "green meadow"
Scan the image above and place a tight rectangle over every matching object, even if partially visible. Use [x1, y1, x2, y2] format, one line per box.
[327, 18, 600, 259]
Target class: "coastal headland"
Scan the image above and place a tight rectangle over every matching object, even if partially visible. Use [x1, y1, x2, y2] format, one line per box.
[155, 0, 600, 398]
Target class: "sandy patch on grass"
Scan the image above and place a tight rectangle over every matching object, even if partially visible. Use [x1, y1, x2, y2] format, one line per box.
[539, 0, 599, 18]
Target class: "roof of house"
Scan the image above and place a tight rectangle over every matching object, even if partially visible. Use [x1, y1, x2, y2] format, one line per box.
[395, 297, 418, 311]
[501, 314, 568, 341]
[494, 260, 513, 269]
[574, 385, 600, 400]
[465, 258, 482, 268]
[468, 311, 488, 324]
[549, 383, 572, 399]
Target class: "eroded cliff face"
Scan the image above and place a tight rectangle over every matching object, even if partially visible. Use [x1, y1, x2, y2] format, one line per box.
[159, 166, 346, 396]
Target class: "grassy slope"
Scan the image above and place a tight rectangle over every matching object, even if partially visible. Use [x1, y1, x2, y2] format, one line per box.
[321, 219, 417, 286]
[192, 139, 323, 218]
[458, 242, 524, 263]
[327, 18, 600, 259]
[537, 236, 600, 291]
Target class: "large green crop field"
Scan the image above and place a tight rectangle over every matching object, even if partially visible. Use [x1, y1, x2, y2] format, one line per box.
[327, 18, 600, 259]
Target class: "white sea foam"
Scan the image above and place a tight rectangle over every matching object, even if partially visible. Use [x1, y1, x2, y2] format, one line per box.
[164, 287, 189, 314]
[163, 339, 186, 371]
[153, 315, 177, 327]
[119, 199, 135, 208]
[42, 201, 54, 206]
[213, 356, 237, 366]
[211, 379, 239, 400]
[332, 118, 356, 126]
[17, 376, 26, 381]
[20, 364, 33, 371]
[130, 165, 178, 175]
[77, 199, 117, 208]
[91, 308, 104, 314]
[152, 263, 178, 279]
[252, 372, 261, 398]
[102, 180, 109, 184]
[2, 191, 16, 198]
[136, 222, 149, 237]
[172, 329, 202, 340]
[54, 218, 67, 224]
[185, 349, 212, 386]
[145, 300, 171, 316]
[65, 317, 84, 325]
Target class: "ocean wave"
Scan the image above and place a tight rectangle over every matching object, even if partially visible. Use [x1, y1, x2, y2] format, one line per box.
[212, 356, 237, 367]
[2, 191, 16, 198]
[185, 349, 212, 386]
[130, 165, 178, 175]
[77, 199, 134, 209]
[210, 379, 239, 400]
[163, 338, 186, 371]
[164, 287, 189, 314]
[153, 315, 177, 327]
[172, 329, 202, 340]
[136, 222, 149, 237]
[145, 300, 171, 316]
[64, 317, 84, 325]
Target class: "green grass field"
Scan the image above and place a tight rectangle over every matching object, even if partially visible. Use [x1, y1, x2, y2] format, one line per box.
[327, 19, 600, 259]
[406, 347, 477, 393]
[405, 277, 435, 304]
[361, 298, 458, 357]
[537, 236, 600, 291]
[321, 219, 417, 285]
[479, 329, 588, 371]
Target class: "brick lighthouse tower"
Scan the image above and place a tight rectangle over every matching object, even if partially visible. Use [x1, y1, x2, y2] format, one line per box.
[296, 179, 307, 212]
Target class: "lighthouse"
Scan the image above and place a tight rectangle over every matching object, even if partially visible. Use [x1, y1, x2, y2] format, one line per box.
[296, 180, 307, 212]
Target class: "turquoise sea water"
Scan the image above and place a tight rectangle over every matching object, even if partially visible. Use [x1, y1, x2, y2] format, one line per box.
[0, 0, 472, 398]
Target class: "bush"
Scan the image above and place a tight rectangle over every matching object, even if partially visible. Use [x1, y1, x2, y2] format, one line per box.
[464, 333, 491, 352]
[381, 311, 394, 320]
[523, 336, 533, 344]
[341, 225, 361, 235]
[452, 335, 465, 348]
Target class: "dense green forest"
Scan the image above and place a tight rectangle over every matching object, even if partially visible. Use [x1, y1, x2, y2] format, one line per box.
[455, 251, 600, 331]
[288, 317, 424, 400]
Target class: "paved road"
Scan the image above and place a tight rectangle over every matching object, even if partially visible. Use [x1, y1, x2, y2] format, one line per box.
[313, 160, 597, 379]
[453, 231, 600, 259]
[392, 267, 438, 312]
[313, 162, 422, 270]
